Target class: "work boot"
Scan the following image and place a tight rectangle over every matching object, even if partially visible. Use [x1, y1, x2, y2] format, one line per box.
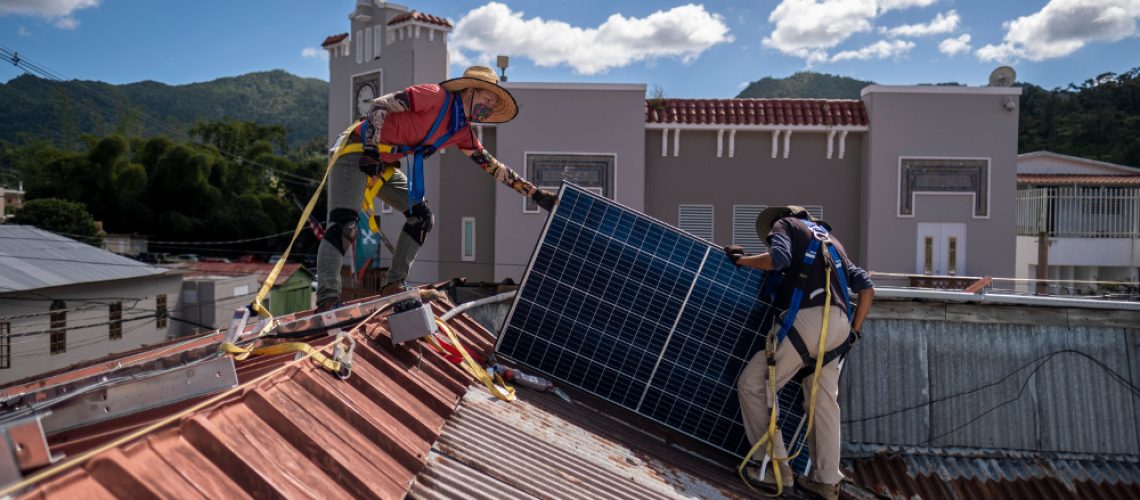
[796, 476, 839, 500]
[315, 297, 340, 313]
[745, 462, 794, 493]
[380, 280, 409, 297]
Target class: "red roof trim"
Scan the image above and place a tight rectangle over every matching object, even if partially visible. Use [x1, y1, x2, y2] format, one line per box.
[321, 33, 348, 47]
[387, 11, 452, 28]
[645, 98, 868, 127]
[1017, 174, 1140, 186]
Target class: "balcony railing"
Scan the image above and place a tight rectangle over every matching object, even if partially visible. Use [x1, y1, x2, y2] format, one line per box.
[1016, 187, 1140, 238]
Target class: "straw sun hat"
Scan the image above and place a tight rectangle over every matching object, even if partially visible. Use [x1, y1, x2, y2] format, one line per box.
[755, 205, 813, 241]
[439, 66, 518, 123]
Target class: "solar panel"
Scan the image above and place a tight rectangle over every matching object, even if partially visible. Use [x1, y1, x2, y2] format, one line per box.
[496, 183, 819, 474]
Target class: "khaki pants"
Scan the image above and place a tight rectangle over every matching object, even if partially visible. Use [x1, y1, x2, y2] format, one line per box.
[737, 305, 848, 485]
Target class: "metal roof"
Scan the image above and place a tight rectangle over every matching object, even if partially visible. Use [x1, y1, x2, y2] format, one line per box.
[168, 261, 311, 287]
[7, 294, 492, 498]
[0, 225, 166, 293]
[845, 444, 1140, 499]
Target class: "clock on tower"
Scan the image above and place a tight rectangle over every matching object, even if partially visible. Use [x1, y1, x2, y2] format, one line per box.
[355, 82, 376, 119]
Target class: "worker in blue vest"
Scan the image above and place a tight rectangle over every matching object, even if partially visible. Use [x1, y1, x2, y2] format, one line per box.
[725, 206, 874, 500]
[316, 66, 557, 310]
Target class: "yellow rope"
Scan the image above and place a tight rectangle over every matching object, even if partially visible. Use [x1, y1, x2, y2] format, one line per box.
[737, 255, 836, 495]
[433, 318, 515, 401]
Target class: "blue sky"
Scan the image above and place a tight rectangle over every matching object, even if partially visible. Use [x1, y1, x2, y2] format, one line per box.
[1, 0, 1138, 98]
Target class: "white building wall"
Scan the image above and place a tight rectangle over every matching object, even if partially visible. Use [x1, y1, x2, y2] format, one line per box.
[0, 273, 183, 385]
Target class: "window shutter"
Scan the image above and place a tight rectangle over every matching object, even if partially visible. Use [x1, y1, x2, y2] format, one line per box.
[733, 205, 767, 254]
[678, 205, 714, 242]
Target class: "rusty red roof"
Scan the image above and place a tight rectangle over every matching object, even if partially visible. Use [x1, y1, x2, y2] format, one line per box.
[8, 294, 493, 498]
[1018, 174, 1140, 186]
[387, 11, 451, 28]
[169, 261, 309, 287]
[645, 98, 869, 127]
[321, 33, 348, 47]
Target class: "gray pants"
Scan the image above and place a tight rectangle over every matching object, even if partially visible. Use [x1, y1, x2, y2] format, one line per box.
[315, 152, 425, 305]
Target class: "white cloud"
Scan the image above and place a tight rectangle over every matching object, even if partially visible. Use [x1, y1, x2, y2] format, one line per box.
[449, 2, 733, 75]
[977, 0, 1140, 62]
[0, 0, 99, 29]
[878, 0, 938, 13]
[830, 39, 915, 61]
[301, 47, 328, 61]
[17, 25, 30, 36]
[939, 33, 971, 56]
[763, 0, 946, 64]
[738, 81, 749, 89]
[881, 10, 960, 37]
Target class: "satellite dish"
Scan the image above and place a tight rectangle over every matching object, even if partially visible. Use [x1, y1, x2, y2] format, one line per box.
[989, 66, 1016, 87]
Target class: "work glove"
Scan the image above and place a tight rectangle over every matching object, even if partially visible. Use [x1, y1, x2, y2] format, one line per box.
[358, 145, 383, 177]
[531, 189, 558, 212]
[723, 245, 746, 266]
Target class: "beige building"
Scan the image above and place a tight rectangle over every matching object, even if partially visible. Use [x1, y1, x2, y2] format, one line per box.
[324, 2, 1022, 285]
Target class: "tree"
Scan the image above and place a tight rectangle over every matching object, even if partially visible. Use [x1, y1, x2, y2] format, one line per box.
[10, 198, 103, 246]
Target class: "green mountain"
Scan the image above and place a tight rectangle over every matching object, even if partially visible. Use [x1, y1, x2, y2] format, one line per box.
[736, 71, 873, 99]
[0, 70, 327, 149]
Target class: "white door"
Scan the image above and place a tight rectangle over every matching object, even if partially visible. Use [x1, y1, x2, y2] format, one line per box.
[916, 223, 966, 275]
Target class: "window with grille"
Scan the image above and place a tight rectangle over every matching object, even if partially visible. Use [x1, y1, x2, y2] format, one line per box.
[50, 300, 66, 355]
[110, 302, 123, 340]
[733, 205, 768, 253]
[678, 205, 714, 242]
[0, 322, 9, 369]
[156, 294, 168, 329]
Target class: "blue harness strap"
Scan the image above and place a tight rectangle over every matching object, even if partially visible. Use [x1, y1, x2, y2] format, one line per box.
[395, 92, 468, 209]
[774, 219, 855, 366]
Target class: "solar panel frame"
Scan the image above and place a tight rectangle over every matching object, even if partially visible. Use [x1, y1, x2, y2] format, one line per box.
[496, 183, 823, 473]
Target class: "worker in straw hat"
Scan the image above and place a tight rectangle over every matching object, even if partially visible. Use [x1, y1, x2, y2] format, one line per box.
[724, 205, 874, 499]
[316, 66, 558, 310]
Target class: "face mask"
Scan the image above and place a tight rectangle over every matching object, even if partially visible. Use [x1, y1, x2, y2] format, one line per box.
[470, 103, 493, 122]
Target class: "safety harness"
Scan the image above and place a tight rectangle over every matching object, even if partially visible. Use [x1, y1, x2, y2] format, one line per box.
[356, 91, 467, 210]
[737, 218, 856, 495]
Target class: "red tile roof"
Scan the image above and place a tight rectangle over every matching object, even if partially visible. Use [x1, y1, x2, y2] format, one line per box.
[387, 11, 452, 28]
[1017, 174, 1140, 186]
[10, 294, 494, 499]
[645, 98, 869, 127]
[321, 33, 348, 47]
[169, 261, 309, 287]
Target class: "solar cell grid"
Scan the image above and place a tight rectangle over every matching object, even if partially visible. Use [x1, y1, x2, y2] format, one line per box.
[496, 184, 816, 471]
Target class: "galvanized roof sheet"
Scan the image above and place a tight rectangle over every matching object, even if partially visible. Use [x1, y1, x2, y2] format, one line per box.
[0, 225, 165, 293]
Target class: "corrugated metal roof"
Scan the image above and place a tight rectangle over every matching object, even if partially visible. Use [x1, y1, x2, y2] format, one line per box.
[645, 98, 869, 127]
[169, 261, 311, 287]
[9, 295, 494, 498]
[0, 225, 166, 293]
[844, 445, 1140, 500]
[413, 385, 823, 500]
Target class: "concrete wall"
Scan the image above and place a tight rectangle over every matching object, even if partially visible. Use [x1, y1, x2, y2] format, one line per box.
[645, 128, 866, 263]
[438, 128, 498, 283]
[491, 83, 648, 281]
[0, 273, 184, 385]
[862, 86, 1021, 278]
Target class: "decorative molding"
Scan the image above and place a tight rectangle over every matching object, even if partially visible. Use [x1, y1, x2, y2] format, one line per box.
[898, 157, 990, 218]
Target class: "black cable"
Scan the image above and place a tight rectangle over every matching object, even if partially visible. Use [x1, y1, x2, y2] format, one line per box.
[842, 349, 1140, 428]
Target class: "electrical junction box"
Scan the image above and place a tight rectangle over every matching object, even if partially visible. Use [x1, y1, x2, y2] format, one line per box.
[387, 298, 438, 346]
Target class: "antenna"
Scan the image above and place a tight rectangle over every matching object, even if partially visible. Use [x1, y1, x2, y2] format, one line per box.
[989, 66, 1016, 87]
[496, 55, 509, 82]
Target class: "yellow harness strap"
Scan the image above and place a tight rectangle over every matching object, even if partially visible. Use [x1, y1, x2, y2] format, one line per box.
[220, 341, 345, 376]
[738, 262, 834, 495]
[432, 319, 516, 401]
